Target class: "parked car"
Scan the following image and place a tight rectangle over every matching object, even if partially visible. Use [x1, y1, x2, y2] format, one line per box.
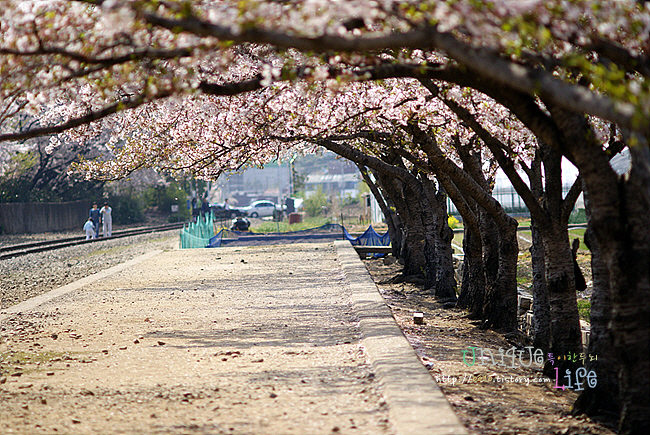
[210, 203, 245, 219]
[241, 200, 279, 218]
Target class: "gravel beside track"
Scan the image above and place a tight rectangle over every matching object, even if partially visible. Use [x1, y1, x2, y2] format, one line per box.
[0, 230, 84, 246]
[0, 231, 177, 309]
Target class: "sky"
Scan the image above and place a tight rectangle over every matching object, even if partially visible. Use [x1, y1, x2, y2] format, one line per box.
[494, 157, 580, 189]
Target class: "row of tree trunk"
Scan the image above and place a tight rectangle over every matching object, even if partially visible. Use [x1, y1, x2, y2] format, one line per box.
[313, 97, 647, 431]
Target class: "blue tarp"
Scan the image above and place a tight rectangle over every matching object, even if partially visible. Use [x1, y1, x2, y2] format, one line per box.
[205, 223, 389, 249]
[343, 224, 390, 247]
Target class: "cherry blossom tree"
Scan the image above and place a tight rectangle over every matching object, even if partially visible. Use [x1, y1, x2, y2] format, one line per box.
[1, 1, 648, 141]
[252, 80, 524, 331]
[1, 1, 650, 431]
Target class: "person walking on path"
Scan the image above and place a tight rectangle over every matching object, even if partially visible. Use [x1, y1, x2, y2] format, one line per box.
[83, 217, 95, 240]
[201, 197, 210, 216]
[89, 203, 101, 238]
[100, 203, 113, 237]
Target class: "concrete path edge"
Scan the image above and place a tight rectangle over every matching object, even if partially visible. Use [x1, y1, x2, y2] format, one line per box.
[0, 250, 162, 323]
[334, 240, 468, 435]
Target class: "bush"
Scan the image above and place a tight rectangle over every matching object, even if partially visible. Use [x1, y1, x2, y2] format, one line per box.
[108, 194, 145, 224]
[342, 195, 359, 206]
[167, 214, 185, 223]
[253, 216, 329, 233]
[577, 299, 591, 321]
[569, 208, 587, 224]
[143, 182, 190, 220]
[448, 215, 460, 229]
[304, 188, 328, 217]
[0, 151, 103, 203]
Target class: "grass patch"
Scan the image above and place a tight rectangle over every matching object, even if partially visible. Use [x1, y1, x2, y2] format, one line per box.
[568, 228, 588, 251]
[452, 233, 464, 253]
[518, 230, 532, 238]
[517, 251, 532, 288]
[0, 350, 68, 375]
[577, 299, 591, 321]
[250, 216, 331, 233]
[517, 276, 532, 286]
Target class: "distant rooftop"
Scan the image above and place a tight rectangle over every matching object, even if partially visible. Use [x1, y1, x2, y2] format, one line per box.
[306, 173, 360, 184]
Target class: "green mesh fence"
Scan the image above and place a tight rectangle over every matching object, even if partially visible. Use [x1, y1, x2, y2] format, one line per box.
[179, 212, 217, 249]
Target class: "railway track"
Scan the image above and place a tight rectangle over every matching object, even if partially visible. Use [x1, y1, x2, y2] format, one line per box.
[1, 222, 586, 261]
[0, 223, 184, 260]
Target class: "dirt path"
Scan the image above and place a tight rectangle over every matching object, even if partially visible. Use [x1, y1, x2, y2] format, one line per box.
[363, 259, 615, 435]
[0, 242, 391, 434]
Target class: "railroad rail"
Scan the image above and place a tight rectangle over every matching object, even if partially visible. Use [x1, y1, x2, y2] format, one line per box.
[1, 222, 586, 261]
[0, 223, 184, 260]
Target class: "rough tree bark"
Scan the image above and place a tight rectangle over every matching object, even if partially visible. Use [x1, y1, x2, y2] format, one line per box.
[453, 143, 501, 319]
[422, 167, 485, 316]
[457, 212, 485, 318]
[420, 59, 646, 432]
[527, 151, 551, 350]
[529, 221, 550, 350]
[482, 218, 519, 331]
[375, 171, 428, 278]
[478, 208, 501, 315]
[550, 107, 650, 433]
[316, 138, 446, 290]
[436, 90, 581, 354]
[420, 175, 457, 301]
[538, 146, 582, 359]
[572, 190, 619, 423]
[408, 124, 518, 331]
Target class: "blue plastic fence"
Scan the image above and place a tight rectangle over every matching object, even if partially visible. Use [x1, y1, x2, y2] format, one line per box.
[191, 223, 390, 249]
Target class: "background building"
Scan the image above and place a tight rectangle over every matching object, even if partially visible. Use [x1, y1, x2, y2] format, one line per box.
[304, 173, 361, 199]
[212, 162, 291, 206]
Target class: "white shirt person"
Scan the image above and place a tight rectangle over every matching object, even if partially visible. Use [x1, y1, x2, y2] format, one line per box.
[83, 218, 95, 240]
[100, 203, 113, 237]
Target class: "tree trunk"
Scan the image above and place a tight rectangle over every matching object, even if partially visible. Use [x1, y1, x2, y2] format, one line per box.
[584, 166, 650, 434]
[526, 150, 551, 350]
[542, 226, 582, 359]
[380, 175, 427, 278]
[573, 205, 619, 423]
[376, 165, 441, 291]
[377, 171, 440, 289]
[539, 145, 582, 360]
[387, 209, 403, 259]
[315, 138, 433, 282]
[480, 209, 500, 289]
[421, 177, 457, 300]
[549, 107, 650, 433]
[608, 148, 650, 434]
[529, 220, 551, 350]
[408, 125, 518, 330]
[434, 189, 458, 301]
[482, 217, 519, 331]
[457, 216, 485, 318]
[418, 196, 441, 291]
